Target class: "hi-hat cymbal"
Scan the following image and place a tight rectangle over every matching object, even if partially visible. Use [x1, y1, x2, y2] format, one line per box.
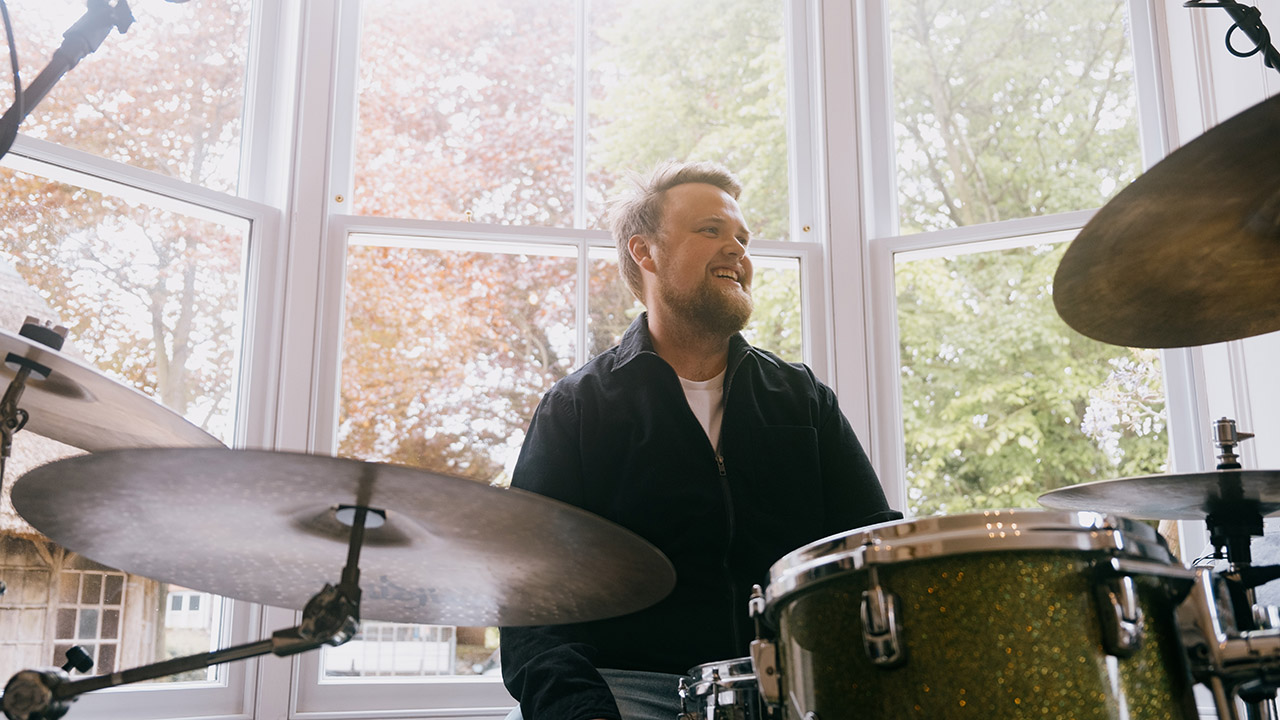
[1053, 93, 1280, 348]
[1, 329, 221, 450]
[1038, 469, 1280, 520]
[12, 448, 676, 627]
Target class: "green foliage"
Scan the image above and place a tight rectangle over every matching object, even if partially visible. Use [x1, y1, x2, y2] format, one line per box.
[889, 0, 1166, 516]
[587, 0, 790, 240]
[897, 244, 1167, 516]
[891, 0, 1141, 232]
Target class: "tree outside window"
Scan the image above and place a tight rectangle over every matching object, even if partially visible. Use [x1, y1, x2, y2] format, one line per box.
[885, 0, 1167, 516]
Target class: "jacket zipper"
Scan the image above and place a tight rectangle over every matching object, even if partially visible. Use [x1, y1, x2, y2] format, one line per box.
[717, 367, 742, 646]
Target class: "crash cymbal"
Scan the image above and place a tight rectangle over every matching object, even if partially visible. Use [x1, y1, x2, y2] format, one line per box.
[1053, 93, 1280, 348]
[12, 448, 676, 626]
[1, 328, 221, 450]
[1038, 469, 1280, 520]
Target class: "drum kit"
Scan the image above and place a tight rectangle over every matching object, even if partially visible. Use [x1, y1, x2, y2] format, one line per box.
[672, 93, 1280, 719]
[0, 28, 1278, 720]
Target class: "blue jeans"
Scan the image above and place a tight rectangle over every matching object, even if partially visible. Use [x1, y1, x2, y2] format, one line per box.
[504, 668, 684, 720]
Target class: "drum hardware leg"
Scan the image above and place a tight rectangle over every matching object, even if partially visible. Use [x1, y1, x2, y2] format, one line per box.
[1095, 572, 1145, 657]
[0, 504, 378, 720]
[1210, 675, 1244, 720]
[746, 585, 781, 712]
[676, 676, 696, 720]
[859, 567, 905, 668]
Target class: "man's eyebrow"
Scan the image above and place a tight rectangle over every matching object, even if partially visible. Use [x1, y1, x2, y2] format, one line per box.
[697, 215, 752, 237]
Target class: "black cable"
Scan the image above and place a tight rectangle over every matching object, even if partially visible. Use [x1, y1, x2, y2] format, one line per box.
[1185, 0, 1280, 70]
[0, 0, 18, 127]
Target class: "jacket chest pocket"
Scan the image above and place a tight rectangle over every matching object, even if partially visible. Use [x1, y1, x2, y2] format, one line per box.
[737, 425, 822, 519]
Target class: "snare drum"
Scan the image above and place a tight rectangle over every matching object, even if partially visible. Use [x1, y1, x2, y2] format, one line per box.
[759, 510, 1198, 719]
[678, 657, 761, 720]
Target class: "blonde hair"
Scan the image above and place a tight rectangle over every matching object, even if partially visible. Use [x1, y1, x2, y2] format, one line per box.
[607, 160, 743, 301]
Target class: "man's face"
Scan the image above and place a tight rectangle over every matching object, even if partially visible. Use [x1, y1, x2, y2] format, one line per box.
[649, 182, 754, 336]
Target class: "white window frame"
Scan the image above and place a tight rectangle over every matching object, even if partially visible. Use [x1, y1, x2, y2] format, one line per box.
[830, 0, 1208, 515]
[0, 132, 282, 718]
[269, 0, 833, 715]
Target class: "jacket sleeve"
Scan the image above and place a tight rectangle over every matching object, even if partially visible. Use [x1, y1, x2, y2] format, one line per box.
[813, 376, 904, 533]
[500, 390, 622, 720]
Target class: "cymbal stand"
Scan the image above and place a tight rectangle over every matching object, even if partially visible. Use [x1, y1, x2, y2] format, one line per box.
[0, 319, 68, 484]
[0, 505, 382, 720]
[1198, 419, 1279, 718]
[0, 0, 134, 161]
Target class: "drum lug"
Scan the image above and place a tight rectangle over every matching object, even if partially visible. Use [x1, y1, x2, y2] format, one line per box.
[1095, 572, 1144, 658]
[749, 637, 781, 707]
[860, 567, 906, 667]
[747, 585, 782, 708]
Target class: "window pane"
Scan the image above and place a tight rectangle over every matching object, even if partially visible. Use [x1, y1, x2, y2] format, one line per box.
[354, 0, 794, 238]
[888, 0, 1141, 232]
[586, 0, 792, 239]
[353, 0, 575, 224]
[0, 159, 248, 684]
[7, 0, 252, 192]
[896, 238, 1169, 516]
[741, 257, 803, 363]
[334, 237, 578, 679]
[339, 237, 576, 478]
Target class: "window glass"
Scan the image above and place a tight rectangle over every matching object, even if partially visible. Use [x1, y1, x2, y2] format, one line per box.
[886, 0, 1163, 517]
[4, 0, 252, 192]
[353, 0, 793, 238]
[334, 236, 578, 679]
[585, 0, 791, 238]
[352, 0, 576, 224]
[0, 159, 248, 682]
[888, 0, 1142, 232]
[896, 237, 1168, 516]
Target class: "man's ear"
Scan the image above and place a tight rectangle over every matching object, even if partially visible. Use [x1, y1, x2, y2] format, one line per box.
[628, 234, 657, 273]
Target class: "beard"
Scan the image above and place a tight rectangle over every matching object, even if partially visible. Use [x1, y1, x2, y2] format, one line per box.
[656, 271, 754, 338]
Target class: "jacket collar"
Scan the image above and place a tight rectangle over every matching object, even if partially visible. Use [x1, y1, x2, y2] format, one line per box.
[613, 312, 778, 378]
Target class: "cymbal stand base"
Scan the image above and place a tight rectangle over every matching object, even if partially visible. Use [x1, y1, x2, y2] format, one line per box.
[1, 505, 379, 720]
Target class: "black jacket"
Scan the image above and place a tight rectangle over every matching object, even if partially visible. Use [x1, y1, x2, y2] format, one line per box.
[500, 314, 900, 720]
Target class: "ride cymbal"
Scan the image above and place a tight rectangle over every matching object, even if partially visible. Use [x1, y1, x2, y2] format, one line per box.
[1053, 94, 1280, 348]
[12, 448, 676, 626]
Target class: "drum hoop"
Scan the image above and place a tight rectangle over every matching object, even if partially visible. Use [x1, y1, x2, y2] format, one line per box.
[683, 656, 758, 697]
[764, 510, 1171, 611]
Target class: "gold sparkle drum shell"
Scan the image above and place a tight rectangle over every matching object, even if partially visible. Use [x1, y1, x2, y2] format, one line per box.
[762, 510, 1198, 719]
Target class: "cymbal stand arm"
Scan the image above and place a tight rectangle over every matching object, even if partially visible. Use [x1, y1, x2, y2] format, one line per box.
[0, 363, 32, 469]
[0, 0, 134, 161]
[1, 319, 69, 477]
[2, 506, 376, 719]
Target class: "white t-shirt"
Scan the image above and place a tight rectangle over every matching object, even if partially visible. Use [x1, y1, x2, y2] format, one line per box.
[679, 368, 726, 451]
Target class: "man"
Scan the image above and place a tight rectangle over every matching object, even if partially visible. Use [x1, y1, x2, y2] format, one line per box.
[500, 161, 901, 720]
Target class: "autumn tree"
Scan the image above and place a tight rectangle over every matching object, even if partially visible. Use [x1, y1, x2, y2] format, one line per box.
[0, 0, 251, 435]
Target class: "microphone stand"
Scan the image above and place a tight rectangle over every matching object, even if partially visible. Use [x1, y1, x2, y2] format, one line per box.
[1185, 1, 1280, 76]
[0, 0, 134, 161]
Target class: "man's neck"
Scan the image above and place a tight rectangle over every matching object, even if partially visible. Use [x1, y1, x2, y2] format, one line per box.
[647, 312, 732, 381]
